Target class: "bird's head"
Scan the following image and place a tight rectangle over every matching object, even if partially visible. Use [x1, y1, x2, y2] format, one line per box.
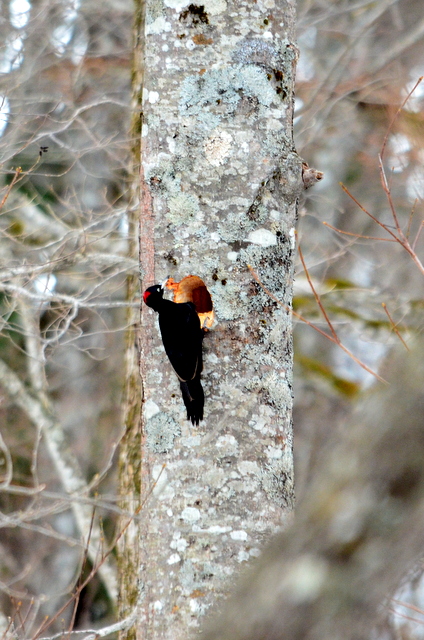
[143, 283, 165, 310]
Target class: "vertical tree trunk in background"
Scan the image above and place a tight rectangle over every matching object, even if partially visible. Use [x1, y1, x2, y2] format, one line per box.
[118, 1, 145, 636]
[121, 1, 300, 638]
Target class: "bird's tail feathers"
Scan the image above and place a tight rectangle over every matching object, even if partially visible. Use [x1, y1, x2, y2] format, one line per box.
[180, 378, 204, 426]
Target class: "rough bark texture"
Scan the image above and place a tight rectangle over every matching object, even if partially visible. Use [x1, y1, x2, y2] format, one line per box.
[134, 0, 299, 637]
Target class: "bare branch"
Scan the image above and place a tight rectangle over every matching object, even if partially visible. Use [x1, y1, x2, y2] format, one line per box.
[0, 356, 118, 603]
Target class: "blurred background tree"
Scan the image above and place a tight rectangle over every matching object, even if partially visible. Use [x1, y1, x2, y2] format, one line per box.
[0, 0, 423, 637]
[294, 0, 424, 501]
[0, 0, 134, 631]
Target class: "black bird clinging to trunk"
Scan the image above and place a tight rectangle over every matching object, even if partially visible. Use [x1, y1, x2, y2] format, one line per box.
[143, 283, 204, 425]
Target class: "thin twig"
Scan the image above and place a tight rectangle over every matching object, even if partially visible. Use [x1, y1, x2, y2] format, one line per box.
[381, 303, 409, 351]
[11, 599, 25, 637]
[66, 512, 96, 640]
[377, 77, 424, 252]
[37, 604, 142, 640]
[389, 608, 424, 626]
[378, 158, 404, 239]
[405, 199, 418, 240]
[339, 183, 399, 241]
[340, 183, 424, 275]
[0, 167, 22, 210]
[412, 220, 424, 252]
[323, 221, 396, 242]
[297, 243, 386, 382]
[298, 242, 340, 343]
[391, 598, 424, 615]
[380, 77, 423, 162]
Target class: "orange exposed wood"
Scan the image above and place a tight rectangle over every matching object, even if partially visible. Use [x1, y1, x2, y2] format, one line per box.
[165, 276, 215, 329]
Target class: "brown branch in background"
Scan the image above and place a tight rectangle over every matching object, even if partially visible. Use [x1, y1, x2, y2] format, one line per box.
[340, 183, 424, 275]
[406, 199, 418, 240]
[3, 605, 17, 637]
[0, 154, 46, 214]
[379, 76, 423, 162]
[10, 599, 27, 637]
[335, 78, 424, 277]
[378, 161, 404, 240]
[389, 592, 424, 626]
[339, 183, 399, 241]
[388, 609, 424, 627]
[297, 241, 339, 342]
[0, 167, 22, 211]
[381, 303, 410, 351]
[391, 598, 424, 617]
[412, 220, 424, 252]
[322, 221, 396, 242]
[297, 241, 386, 383]
[247, 263, 385, 383]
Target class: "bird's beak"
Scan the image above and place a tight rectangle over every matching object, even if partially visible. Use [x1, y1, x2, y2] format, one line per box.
[160, 276, 170, 290]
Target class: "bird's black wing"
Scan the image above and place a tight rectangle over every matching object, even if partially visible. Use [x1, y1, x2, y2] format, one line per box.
[158, 300, 203, 382]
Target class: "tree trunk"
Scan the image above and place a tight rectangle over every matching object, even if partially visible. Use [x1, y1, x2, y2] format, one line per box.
[120, 1, 300, 637]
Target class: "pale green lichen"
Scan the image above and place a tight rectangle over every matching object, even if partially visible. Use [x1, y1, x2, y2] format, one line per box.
[232, 38, 287, 70]
[146, 158, 201, 226]
[262, 370, 292, 411]
[179, 65, 277, 132]
[145, 158, 175, 191]
[204, 0, 227, 15]
[146, 0, 164, 24]
[217, 203, 269, 243]
[240, 65, 275, 105]
[146, 411, 181, 453]
[244, 369, 291, 414]
[209, 281, 248, 321]
[168, 192, 200, 225]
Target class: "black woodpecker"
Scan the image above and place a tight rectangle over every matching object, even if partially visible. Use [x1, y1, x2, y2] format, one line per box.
[143, 284, 204, 425]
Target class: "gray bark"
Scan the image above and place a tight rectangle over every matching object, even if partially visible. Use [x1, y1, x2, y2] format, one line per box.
[128, 0, 300, 637]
